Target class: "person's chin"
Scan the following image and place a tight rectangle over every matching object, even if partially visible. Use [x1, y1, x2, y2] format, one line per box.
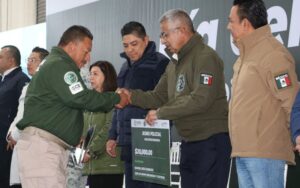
[129, 56, 138, 61]
[168, 48, 176, 54]
[130, 58, 139, 63]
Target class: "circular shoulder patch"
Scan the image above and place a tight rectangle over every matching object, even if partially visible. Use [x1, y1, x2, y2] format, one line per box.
[64, 71, 78, 85]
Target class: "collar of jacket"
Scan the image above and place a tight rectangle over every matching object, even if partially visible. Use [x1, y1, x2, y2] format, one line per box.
[1, 67, 22, 82]
[120, 41, 157, 67]
[164, 33, 204, 65]
[236, 25, 272, 57]
[50, 47, 80, 71]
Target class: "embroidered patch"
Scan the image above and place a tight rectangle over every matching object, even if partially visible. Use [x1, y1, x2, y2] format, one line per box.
[275, 73, 291, 89]
[69, 82, 84, 95]
[64, 71, 78, 85]
[200, 73, 213, 86]
[176, 74, 185, 92]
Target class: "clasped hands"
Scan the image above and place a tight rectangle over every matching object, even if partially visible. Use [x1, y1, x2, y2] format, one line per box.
[115, 88, 131, 109]
[114, 88, 158, 125]
[107, 90, 159, 157]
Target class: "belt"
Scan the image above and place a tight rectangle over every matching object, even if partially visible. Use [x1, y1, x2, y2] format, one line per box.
[23, 126, 71, 150]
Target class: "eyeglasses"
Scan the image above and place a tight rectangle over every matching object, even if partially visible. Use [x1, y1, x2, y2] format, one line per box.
[160, 27, 180, 39]
[27, 58, 40, 64]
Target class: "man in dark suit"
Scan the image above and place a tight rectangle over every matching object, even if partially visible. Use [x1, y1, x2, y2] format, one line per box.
[0, 45, 30, 188]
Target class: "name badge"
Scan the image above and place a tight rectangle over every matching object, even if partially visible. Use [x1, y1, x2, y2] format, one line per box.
[69, 82, 84, 95]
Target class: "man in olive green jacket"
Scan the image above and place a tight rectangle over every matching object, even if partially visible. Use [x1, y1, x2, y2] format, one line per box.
[118, 9, 231, 188]
[16, 25, 128, 188]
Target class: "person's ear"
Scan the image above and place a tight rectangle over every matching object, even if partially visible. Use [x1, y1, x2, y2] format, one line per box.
[242, 18, 254, 31]
[144, 35, 149, 45]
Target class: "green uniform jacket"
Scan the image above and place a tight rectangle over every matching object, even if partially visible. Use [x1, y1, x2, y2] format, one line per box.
[131, 33, 228, 141]
[82, 111, 123, 175]
[17, 47, 120, 146]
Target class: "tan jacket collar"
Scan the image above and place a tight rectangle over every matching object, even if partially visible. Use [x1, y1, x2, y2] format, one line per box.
[236, 25, 272, 57]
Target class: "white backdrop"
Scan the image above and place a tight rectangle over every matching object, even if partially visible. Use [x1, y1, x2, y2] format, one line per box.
[0, 23, 46, 76]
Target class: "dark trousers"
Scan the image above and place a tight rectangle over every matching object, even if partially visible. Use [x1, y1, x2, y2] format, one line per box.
[10, 185, 22, 188]
[0, 141, 12, 188]
[286, 152, 300, 188]
[88, 174, 123, 188]
[180, 133, 231, 188]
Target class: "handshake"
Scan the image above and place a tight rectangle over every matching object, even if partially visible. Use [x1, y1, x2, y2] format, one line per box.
[115, 88, 131, 109]
[114, 88, 158, 125]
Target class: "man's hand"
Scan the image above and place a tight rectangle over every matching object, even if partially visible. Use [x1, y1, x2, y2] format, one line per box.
[115, 89, 130, 108]
[106, 139, 117, 157]
[145, 110, 158, 125]
[120, 88, 132, 103]
[6, 134, 17, 150]
[82, 152, 91, 163]
[295, 135, 300, 152]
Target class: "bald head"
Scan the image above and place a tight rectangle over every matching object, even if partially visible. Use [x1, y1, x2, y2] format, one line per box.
[0, 45, 21, 74]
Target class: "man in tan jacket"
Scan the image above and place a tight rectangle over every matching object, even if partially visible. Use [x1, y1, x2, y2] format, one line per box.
[227, 0, 299, 187]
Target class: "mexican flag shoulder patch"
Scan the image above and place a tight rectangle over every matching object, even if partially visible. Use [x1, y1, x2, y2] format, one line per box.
[275, 73, 292, 89]
[200, 73, 213, 86]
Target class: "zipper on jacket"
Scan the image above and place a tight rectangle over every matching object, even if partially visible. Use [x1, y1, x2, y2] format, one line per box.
[229, 45, 245, 144]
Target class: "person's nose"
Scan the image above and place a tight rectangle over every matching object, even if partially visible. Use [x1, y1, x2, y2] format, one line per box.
[85, 52, 91, 62]
[227, 23, 231, 30]
[160, 37, 167, 45]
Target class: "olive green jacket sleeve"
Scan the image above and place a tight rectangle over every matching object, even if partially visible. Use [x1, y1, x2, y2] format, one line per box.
[131, 53, 226, 121]
[87, 111, 113, 158]
[17, 47, 120, 146]
[42, 57, 120, 112]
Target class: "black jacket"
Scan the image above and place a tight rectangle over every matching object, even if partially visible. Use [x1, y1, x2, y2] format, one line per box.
[109, 41, 169, 153]
[0, 67, 29, 140]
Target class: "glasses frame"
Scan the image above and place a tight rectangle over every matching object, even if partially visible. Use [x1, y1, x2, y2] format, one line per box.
[160, 27, 180, 39]
[27, 57, 41, 64]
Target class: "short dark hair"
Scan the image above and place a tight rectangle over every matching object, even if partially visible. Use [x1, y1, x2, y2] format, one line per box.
[121, 21, 146, 38]
[89, 61, 117, 92]
[233, 0, 268, 29]
[1, 45, 21, 66]
[58, 25, 93, 47]
[32, 47, 49, 60]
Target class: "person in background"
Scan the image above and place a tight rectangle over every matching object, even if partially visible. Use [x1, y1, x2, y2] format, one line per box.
[227, 0, 299, 187]
[82, 61, 124, 188]
[26, 47, 49, 76]
[115, 9, 231, 188]
[291, 91, 300, 152]
[106, 21, 169, 188]
[15, 25, 128, 188]
[0, 45, 30, 188]
[286, 90, 300, 187]
[6, 47, 49, 188]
